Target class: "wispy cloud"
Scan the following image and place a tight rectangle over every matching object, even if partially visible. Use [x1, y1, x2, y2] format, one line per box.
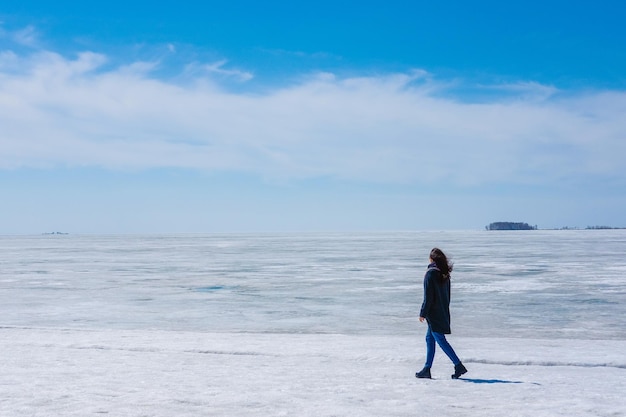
[1, 46, 625, 187]
[184, 59, 254, 82]
[259, 48, 341, 60]
[2, 25, 40, 47]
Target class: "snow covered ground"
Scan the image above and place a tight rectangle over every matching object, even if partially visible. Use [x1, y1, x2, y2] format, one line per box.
[2, 232, 625, 415]
[2, 326, 624, 416]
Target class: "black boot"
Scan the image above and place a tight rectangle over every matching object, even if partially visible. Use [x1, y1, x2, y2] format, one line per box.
[451, 362, 467, 379]
[416, 367, 431, 379]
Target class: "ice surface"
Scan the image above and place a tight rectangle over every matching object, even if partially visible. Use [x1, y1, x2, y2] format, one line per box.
[1, 327, 625, 416]
[1, 231, 625, 415]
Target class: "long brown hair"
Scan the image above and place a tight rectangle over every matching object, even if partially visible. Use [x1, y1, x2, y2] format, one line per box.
[430, 247, 453, 280]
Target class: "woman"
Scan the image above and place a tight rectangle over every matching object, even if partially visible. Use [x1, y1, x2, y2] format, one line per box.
[416, 247, 467, 379]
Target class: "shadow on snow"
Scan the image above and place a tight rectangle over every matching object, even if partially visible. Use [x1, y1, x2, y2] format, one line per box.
[459, 378, 539, 385]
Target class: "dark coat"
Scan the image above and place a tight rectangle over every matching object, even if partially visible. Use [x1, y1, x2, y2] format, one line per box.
[419, 263, 452, 334]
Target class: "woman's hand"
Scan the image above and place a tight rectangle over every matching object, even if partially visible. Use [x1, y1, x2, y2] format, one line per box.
[419, 317, 426, 323]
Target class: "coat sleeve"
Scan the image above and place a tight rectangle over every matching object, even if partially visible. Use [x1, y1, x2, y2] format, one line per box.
[419, 270, 435, 318]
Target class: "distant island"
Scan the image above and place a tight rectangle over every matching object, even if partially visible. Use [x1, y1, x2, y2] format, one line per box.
[486, 222, 537, 231]
[486, 223, 625, 231]
[42, 232, 69, 235]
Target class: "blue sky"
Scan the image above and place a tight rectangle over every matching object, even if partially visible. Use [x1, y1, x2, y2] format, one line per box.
[1, 1, 625, 233]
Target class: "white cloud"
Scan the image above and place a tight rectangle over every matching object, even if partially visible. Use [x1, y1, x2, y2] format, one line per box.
[184, 59, 254, 82]
[259, 48, 341, 61]
[1, 47, 625, 187]
[11, 25, 39, 47]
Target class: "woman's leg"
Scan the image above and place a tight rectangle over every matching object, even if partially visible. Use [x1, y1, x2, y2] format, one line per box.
[424, 326, 436, 368]
[431, 331, 461, 365]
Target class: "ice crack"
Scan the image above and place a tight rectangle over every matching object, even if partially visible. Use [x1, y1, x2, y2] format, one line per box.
[468, 359, 626, 370]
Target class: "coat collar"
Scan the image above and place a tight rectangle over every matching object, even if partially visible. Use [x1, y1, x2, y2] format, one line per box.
[427, 262, 440, 271]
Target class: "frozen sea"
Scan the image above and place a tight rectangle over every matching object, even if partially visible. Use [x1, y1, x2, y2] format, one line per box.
[1, 230, 625, 416]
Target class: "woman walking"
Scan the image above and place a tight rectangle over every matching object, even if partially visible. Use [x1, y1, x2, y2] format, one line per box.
[416, 248, 467, 379]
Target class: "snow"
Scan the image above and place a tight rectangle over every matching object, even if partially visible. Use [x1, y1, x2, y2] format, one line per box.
[2, 326, 625, 416]
[2, 231, 626, 416]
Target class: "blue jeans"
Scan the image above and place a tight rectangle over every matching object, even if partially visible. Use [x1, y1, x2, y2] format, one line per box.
[424, 326, 461, 368]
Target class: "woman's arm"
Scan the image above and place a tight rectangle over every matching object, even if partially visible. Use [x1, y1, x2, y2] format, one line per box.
[419, 270, 435, 320]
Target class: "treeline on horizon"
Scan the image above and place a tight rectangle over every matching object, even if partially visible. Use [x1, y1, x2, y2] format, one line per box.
[486, 222, 537, 230]
[564, 225, 626, 230]
[486, 222, 625, 231]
